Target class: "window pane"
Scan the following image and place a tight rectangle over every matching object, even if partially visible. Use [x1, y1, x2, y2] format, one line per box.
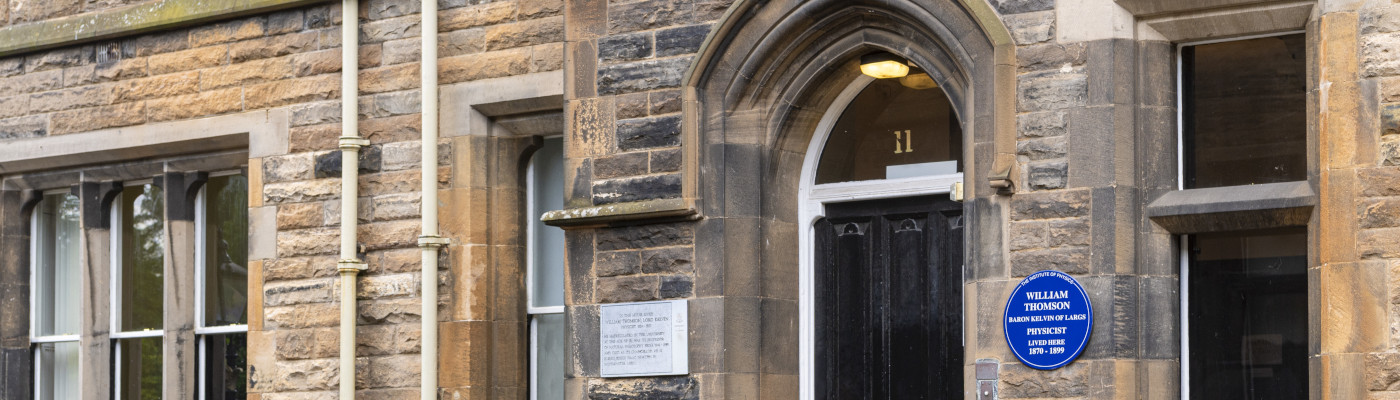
[118, 337, 162, 400]
[202, 333, 247, 400]
[35, 194, 81, 337]
[121, 184, 164, 332]
[1183, 34, 1306, 189]
[35, 341, 79, 400]
[204, 175, 248, 327]
[532, 313, 565, 400]
[815, 78, 962, 184]
[1188, 228, 1307, 399]
[531, 138, 565, 309]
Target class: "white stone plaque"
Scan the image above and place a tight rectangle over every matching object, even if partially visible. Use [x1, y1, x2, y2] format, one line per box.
[599, 299, 688, 377]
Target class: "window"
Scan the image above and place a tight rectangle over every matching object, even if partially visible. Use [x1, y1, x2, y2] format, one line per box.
[528, 137, 565, 400]
[1175, 32, 1310, 400]
[1180, 33, 1306, 189]
[113, 182, 165, 400]
[32, 192, 81, 400]
[1184, 229, 1307, 399]
[89, 170, 249, 400]
[197, 173, 249, 400]
[814, 78, 962, 184]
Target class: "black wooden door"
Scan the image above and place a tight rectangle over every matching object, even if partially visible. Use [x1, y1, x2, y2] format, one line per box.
[814, 195, 963, 400]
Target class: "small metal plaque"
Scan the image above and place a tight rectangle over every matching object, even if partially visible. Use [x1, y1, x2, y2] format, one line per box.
[599, 300, 689, 377]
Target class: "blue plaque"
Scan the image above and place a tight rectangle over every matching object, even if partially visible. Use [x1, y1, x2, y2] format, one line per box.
[1003, 270, 1093, 370]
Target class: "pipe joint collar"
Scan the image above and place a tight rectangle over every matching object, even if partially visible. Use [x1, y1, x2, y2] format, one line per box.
[417, 235, 450, 248]
[339, 137, 370, 149]
[338, 259, 367, 273]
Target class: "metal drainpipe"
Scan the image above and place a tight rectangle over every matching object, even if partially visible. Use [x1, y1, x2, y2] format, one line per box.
[418, 0, 448, 398]
[338, 0, 369, 398]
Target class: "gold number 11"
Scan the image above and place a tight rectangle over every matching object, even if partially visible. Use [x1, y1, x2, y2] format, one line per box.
[893, 130, 913, 154]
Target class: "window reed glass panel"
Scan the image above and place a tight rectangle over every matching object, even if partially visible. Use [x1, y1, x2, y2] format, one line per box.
[531, 137, 565, 309]
[1182, 34, 1307, 189]
[204, 175, 248, 327]
[1188, 228, 1307, 399]
[120, 184, 164, 332]
[118, 337, 163, 400]
[202, 333, 247, 400]
[35, 194, 81, 337]
[35, 341, 79, 400]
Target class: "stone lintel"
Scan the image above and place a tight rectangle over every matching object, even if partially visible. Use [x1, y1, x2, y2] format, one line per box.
[1142, 1, 1313, 42]
[1146, 181, 1316, 233]
[0, 109, 288, 175]
[541, 197, 699, 229]
[0, 0, 332, 58]
[1115, 0, 1306, 17]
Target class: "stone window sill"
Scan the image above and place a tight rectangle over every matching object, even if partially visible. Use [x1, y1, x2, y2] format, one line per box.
[1146, 181, 1315, 233]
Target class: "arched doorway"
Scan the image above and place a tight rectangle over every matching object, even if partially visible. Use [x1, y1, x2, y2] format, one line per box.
[674, 1, 1015, 399]
[799, 69, 965, 399]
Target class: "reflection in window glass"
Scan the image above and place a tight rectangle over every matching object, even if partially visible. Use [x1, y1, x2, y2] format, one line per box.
[815, 78, 962, 184]
[529, 137, 565, 400]
[1188, 228, 1307, 399]
[35, 193, 81, 337]
[532, 314, 565, 400]
[531, 137, 565, 309]
[204, 175, 248, 327]
[121, 184, 164, 332]
[1182, 34, 1306, 189]
[202, 333, 247, 399]
[118, 337, 163, 400]
[35, 342, 79, 400]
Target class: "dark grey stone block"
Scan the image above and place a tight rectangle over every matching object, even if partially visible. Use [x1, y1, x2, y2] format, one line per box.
[759, 298, 799, 374]
[722, 144, 762, 218]
[566, 305, 601, 378]
[595, 222, 694, 251]
[591, 173, 682, 205]
[1011, 189, 1091, 220]
[649, 148, 682, 173]
[640, 246, 693, 274]
[688, 297, 724, 373]
[593, 152, 649, 179]
[596, 56, 693, 96]
[656, 24, 711, 57]
[313, 146, 381, 178]
[1140, 276, 1179, 359]
[1028, 160, 1067, 190]
[1067, 105, 1117, 188]
[598, 32, 653, 62]
[595, 250, 639, 277]
[587, 376, 698, 399]
[658, 274, 693, 298]
[616, 115, 682, 151]
[1089, 187, 1117, 275]
[567, 230, 595, 305]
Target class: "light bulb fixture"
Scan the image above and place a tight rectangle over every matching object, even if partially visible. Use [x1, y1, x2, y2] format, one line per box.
[859, 52, 910, 79]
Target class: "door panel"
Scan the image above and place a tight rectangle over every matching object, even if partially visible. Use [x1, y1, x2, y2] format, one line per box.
[814, 195, 963, 400]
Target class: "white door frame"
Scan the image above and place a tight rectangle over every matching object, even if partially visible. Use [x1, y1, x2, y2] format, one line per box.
[796, 75, 964, 400]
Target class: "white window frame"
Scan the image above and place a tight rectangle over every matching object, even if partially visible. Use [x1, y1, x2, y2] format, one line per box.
[1174, 31, 1308, 399]
[31, 189, 82, 400]
[527, 135, 565, 400]
[797, 75, 964, 400]
[110, 178, 163, 400]
[196, 170, 250, 400]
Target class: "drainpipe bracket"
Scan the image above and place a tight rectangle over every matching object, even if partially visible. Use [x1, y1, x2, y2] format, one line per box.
[418, 235, 450, 248]
[339, 137, 370, 149]
[337, 259, 367, 273]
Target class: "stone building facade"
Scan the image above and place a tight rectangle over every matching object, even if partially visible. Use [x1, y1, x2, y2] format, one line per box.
[0, 0, 1395, 399]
